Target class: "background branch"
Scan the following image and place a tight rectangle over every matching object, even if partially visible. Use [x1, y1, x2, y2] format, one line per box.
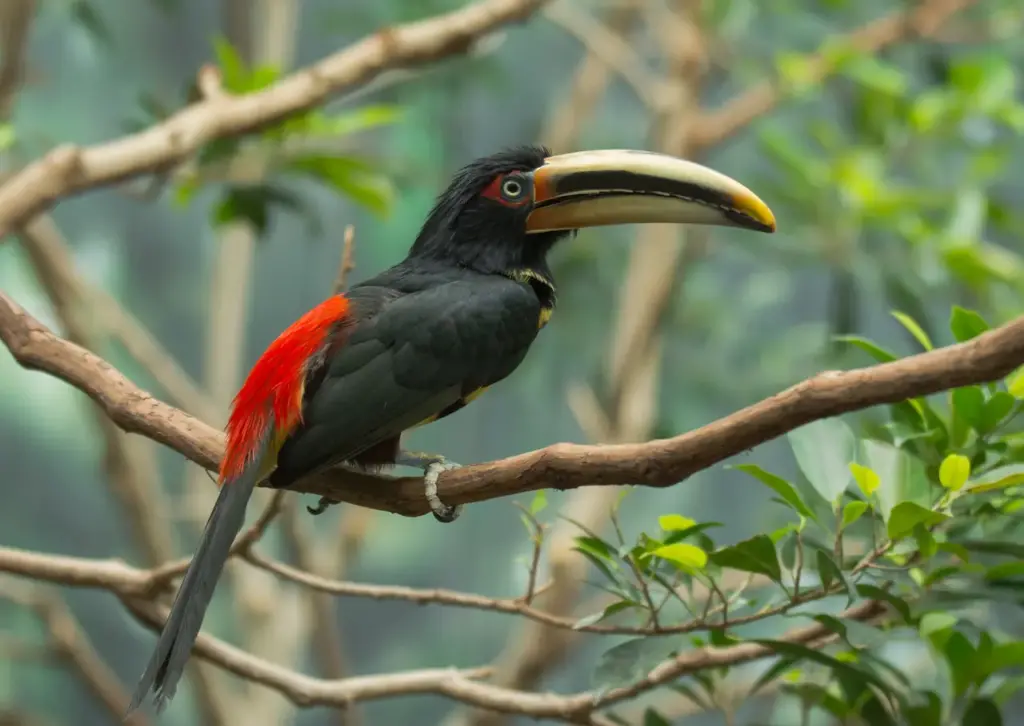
[688, 0, 981, 151]
[0, 0, 553, 237]
[0, 580, 151, 726]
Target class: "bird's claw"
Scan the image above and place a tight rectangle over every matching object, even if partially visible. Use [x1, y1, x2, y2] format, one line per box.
[423, 458, 462, 523]
[307, 496, 338, 516]
[396, 450, 463, 523]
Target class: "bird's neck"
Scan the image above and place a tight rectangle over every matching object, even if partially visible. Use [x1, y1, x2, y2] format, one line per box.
[503, 265, 557, 316]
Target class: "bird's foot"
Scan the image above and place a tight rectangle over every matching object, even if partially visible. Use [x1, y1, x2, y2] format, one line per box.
[306, 461, 368, 515]
[307, 497, 337, 516]
[395, 450, 463, 523]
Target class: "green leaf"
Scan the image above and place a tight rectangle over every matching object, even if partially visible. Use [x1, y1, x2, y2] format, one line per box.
[834, 335, 898, 363]
[658, 514, 696, 532]
[939, 453, 971, 490]
[914, 524, 938, 559]
[985, 561, 1024, 581]
[993, 675, 1024, 706]
[787, 418, 856, 503]
[320, 105, 404, 137]
[843, 55, 906, 96]
[950, 306, 990, 342]
[642, 709, 672, 726]
[212, 36, 248, 90]
[709, 534, 782, 582]
[648, 543, 707, 572]
[573, 601, 635, 630]
[245, 63, 281, 92]
[285, 155, 394, 217]
[781, 683, 851, 720]
[919, 612, 957, 638]
[573, 536, 619, 584]
[0, 124, 14, 152]
[886, 502, 949, 541]
[574, 535, 614, 560]
[965, 464, 1024, 494]
[1009, 365, 1024, 399]
[529, 490, 547, 515]
[979, 392, 1015, 433]
[776, 52, 818, 94]
[962, 698, 1002, 726]
[891, 310, 933, 350]
[213, 185, 308, 237]
[731, 464, 818, 521]
[849, 463, 880, 497]
[750, 656, 801, 696]
[816, 549, 852, 602]
[752, 639, 900, 702]
[943, 631, 977, 696]
[863, 440, 930, 521]
[952, 386, 986, 441]
[841, 501, 869, 527]
[856, 584, 912, 622]
[904, 691, 943, 726]
[960, 540, 1024, 558]
[593, 638, 678, 689]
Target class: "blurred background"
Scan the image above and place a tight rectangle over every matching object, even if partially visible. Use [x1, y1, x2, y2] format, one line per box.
[1, 0, 1023, 724]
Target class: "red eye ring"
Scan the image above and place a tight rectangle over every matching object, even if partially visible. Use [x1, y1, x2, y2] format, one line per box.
[482, 173, 532, 207]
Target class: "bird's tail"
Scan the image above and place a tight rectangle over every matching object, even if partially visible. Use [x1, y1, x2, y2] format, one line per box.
[126, 424, 274, 716]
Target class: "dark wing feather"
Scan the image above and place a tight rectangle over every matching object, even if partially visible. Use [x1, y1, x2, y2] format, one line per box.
[269, 274, 541, 487]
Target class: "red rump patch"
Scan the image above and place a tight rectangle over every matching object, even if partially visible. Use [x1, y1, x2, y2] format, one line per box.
[220, 294, 351, 484]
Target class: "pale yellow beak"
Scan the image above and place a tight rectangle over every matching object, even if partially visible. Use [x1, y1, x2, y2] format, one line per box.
[525, 149, 776, 234]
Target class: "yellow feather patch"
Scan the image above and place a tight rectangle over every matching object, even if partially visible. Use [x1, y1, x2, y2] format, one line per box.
[259, 378, 304, 480]
[411, 412, 441, 429]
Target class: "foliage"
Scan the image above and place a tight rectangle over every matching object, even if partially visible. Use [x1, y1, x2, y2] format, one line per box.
[524, 306, 1024, 724]
[124, 37, 402, 239]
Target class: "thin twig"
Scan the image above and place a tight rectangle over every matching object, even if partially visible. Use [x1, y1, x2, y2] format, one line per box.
[333, 224, 357, 293]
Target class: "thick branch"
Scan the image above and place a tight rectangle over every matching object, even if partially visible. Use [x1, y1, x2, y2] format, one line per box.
[2, 292, 1023, 515]
[0, 0, 550, 237]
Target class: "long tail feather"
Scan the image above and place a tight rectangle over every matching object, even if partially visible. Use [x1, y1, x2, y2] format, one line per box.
[126, 423, 274, 715]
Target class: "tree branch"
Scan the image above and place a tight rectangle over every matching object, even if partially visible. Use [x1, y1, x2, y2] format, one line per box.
[542, 2, 658, 110]
[2, 291, 1022, 514]
[0, 0, 551, 237]
[0, 0, 35, 118]
[0, 581, 151, 725]
[0, 539, 888, 721]
[688, 0, 980, 151]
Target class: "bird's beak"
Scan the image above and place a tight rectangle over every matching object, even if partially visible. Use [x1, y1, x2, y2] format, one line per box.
[526, 149, 776, 234]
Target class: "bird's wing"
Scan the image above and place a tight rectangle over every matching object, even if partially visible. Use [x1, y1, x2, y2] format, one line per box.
[270, 275, 542, 485]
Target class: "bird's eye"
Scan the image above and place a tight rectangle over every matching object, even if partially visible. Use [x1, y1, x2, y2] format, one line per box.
[501, 177, 524, 200]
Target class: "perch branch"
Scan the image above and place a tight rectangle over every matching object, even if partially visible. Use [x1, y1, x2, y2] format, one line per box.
[2, 292, 1023, 513]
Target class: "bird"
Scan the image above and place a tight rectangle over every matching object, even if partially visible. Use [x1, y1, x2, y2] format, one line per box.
[126, 144, 776, 714]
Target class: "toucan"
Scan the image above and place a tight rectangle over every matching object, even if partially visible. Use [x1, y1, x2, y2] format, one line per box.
[127, 145, 776, 713]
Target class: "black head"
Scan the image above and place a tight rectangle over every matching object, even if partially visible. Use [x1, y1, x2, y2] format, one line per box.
[407, 145, 778, 277]
[409, 144, 566, 276]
